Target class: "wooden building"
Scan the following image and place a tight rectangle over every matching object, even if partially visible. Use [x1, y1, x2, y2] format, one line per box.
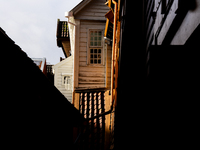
[53, 56, 73, 103]
[66, 0, 111, 91]
[52, 0, 199, 149]
[55, 19, 73, 103]
[32, 57, 47, 76]
[56, 19, 71, 57]
[62, 0, 113, 149]
[104, 0, 200, 149]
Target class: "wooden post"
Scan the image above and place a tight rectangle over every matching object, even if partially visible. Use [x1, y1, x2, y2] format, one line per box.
[105, 90, 111, 150]
[73, 92, 80, 110]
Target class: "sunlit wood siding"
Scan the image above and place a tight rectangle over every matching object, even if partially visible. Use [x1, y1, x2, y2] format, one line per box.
[78, 20, 106, 89]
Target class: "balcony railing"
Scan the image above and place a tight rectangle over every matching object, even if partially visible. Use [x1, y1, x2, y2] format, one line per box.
[56, 19, 69, 47]
[73, 88, 115, 150]
[57, 20, 69, 38]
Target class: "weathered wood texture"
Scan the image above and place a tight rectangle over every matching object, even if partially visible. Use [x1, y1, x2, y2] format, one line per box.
[105, 90, 111, 150]
[106, 44, 112, 89]
[79, 91, 106, 150]
[78, 20, 108, 89]
[74, 0, 109, 21]
[73, 92, 80, 110]
[62, 40, 71, 57]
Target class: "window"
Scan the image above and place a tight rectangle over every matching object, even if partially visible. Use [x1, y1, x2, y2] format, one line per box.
[62, 75, 72, 90]
[89, 30, 103, 64]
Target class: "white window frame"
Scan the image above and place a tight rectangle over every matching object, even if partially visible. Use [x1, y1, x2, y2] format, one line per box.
[87, 29, 104, 65]
[62, 73, 72, 91]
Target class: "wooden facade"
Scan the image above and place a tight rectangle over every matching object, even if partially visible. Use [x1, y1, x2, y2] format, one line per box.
[74, 0, 109, 21]
[53, 56, 73, 103]
[57, 20, 71, 57]
[54, 0, 200, 149]
[68, 0, 111, 91]
[78, 21, 108, 89]
[55, 0, 199, 149]
[66, 0, 113, 149]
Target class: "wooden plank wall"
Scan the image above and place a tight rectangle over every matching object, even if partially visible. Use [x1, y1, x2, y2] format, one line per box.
[78, 20, 107, 89]
[53, 57, 73, 102]
[79, 91, 106, 150]
[62, 40, 71, 57]
[75, 0, 109, 21]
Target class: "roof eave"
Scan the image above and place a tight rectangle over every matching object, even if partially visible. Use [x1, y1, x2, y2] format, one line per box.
[70, 0, 93, 16]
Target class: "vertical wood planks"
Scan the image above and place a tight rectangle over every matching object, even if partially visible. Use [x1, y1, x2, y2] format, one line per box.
[79, 90, 105, 150]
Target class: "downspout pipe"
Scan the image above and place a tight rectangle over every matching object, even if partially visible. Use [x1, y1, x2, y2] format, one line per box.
[111, 0, 118, 109]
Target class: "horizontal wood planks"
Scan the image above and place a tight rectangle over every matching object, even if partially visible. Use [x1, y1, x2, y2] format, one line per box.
[72, 0, 111, 90]
[74, 0, 109, 21]
[77, 20, 106, 89]
[78, 66, 105, 88]
[53, 57, 73, 102]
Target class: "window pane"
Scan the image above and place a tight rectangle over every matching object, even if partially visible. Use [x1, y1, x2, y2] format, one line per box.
[89, 30, 102, 64]
[90, 30, 102, 47]
[98, 42, 101, 46]
[98, 31, 102, 36]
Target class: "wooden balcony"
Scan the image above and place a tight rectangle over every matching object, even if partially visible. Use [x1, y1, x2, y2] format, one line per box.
[56, 19, 69, 47]
[73, 88, 113, 150]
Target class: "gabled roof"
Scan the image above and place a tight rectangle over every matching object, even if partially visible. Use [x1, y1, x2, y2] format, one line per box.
[53, 56, 73, 68]
[70, 0, 93, 15]
[32, 58, 46, 72]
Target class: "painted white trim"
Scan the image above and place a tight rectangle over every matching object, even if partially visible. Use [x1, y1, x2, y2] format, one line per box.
[70, 0, 93, 16]
[32, 57, 46, 72]
[74, 19, 80, 88]
[53, 56, 73, 68]
[87, 29, 105, 66]
[40, 58, 46, 72]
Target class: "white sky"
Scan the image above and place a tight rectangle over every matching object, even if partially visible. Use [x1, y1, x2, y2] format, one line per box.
[0, 0, 82, 64]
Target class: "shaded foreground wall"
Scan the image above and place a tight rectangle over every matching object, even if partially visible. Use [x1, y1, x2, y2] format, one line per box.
[1, 28, 84, 149]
